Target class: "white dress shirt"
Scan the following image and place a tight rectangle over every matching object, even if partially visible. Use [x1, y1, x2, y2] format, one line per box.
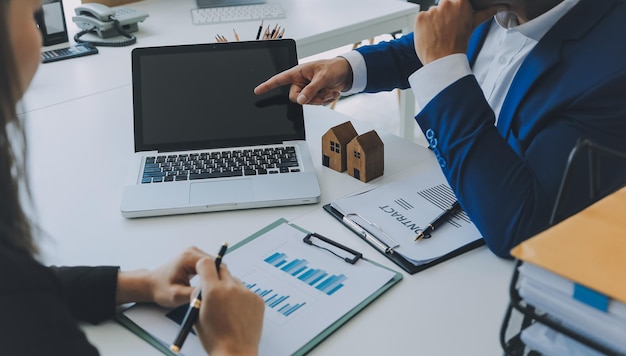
[342, 0, 579, 122]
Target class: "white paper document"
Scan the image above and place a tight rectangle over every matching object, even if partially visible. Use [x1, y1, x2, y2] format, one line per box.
[121, 221, 399, 356]
[518, 263, 626, 354]
[521, 323, 606, 356]
[330, 169, 482, 264]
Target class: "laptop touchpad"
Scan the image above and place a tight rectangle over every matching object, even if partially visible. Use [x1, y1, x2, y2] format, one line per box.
[189, 179, 254, 205]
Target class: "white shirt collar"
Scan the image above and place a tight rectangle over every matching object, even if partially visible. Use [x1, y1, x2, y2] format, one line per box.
[495, 0, 580, 40]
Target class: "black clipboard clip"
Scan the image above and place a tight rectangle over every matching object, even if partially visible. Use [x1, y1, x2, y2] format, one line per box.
[343, 213, 400, 255]
[303, 232, 362, 264]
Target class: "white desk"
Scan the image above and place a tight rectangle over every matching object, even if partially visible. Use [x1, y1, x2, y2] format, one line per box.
[25, 83, 513, 355]
[22, 0, 418, 114]
[22, 1, 514, 354]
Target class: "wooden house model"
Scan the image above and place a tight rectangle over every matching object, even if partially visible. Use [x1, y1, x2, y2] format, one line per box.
[346, 130, 384, 182]
[322, 121, 358, 172]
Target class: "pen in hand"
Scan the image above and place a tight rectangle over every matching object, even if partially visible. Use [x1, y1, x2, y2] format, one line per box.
[170, 242, 229, 353]
[414, 201, 461, 241]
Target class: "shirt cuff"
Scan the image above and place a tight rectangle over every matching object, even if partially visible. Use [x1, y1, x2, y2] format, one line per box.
[339, 50, 367, 95]
[409, 54, 472, 111]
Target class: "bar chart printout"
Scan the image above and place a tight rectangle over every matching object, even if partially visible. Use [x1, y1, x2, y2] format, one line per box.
[245, 282, 307, 317]
[119, 220, 401, 356]
[264, 252, 347, 295]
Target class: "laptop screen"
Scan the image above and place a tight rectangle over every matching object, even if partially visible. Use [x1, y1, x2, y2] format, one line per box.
[131, 39, 304, 152]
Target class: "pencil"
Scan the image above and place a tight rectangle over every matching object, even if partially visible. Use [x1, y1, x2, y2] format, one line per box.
[233, 29, 240, 41]
[170, 242, 229, 353]
[262, 25, 270, 40]
[255, 20, 263, 40]
[271, 26, 280, 39]
[277, 28, 285, 38]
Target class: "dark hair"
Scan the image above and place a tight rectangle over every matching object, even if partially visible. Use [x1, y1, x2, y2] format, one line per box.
[0, 1, 37, 255]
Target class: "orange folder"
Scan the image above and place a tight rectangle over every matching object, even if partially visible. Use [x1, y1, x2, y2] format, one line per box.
[511, 186, 626, 304]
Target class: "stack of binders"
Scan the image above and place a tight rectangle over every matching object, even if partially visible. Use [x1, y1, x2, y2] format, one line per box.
[502, 186, 626, 355]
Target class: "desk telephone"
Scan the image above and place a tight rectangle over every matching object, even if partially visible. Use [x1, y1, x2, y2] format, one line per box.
[72, 3, 148, 46]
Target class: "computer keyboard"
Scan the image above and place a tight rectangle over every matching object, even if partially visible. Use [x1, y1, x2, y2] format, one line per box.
[191, 3, 286, 25]
[141, 146, 300, 184]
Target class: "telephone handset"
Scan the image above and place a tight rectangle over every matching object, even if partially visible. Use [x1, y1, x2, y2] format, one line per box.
[72, 3, 148, 47]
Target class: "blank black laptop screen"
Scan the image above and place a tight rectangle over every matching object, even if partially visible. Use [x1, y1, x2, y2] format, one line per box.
[131, 40, 303, 152]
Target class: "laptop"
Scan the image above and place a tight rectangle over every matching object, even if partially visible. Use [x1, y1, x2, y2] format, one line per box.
[121, 39, 321, 218]
[196, 0, 266, 8]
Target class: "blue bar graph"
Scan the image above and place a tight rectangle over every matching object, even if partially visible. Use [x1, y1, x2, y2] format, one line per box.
[285, 302, 306, 316]
[244, 281, 307, 317]
[263, 252, 347, 296]
[309, 272, 328, 286]
[265, 252, 286, 264]
[316, 274, 346, 295]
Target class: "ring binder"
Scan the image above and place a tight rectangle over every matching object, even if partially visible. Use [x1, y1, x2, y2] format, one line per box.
[500, 261, 620, 355]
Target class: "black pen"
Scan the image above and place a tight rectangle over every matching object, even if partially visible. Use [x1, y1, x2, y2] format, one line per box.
[414, 201, 461, 241]
[170, 242, 229, 353]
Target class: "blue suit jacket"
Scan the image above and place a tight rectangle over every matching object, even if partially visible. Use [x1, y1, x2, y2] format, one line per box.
[356, 0, 626, 257]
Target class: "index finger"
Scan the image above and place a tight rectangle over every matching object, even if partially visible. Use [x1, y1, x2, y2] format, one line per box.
[254, 68, 297, 95]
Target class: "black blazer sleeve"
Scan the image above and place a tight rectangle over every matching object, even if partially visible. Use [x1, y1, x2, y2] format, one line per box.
[0, 247, 107, 355]
[51, 266, 119, 324]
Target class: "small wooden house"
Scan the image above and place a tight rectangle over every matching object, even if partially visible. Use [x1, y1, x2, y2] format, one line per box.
[321, 121, 358, 172]
[346, 130, 384, 182]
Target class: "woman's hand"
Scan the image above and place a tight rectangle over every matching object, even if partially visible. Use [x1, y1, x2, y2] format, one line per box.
[116, 246, 210, 307]
[194, 257, 265, 356]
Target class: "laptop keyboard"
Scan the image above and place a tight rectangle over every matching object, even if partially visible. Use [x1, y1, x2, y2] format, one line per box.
[141, 146, 300, 184]
[191, 3, 286, 25]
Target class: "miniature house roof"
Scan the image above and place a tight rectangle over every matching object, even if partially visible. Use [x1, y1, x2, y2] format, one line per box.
[350, 130, 383, 152]
[326, 121, 358, 144]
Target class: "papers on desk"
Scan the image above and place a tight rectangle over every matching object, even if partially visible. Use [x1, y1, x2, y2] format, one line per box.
[325, 169, 484, 274]
[510, 186, 626, 354]
[517, 263, 626, 354]
[521, 323, 605, 356]
[511, 186, 626, 304]
[117, 219, 401, 356]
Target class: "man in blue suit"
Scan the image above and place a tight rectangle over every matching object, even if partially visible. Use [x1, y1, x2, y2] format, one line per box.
[255, 0, 626, 257]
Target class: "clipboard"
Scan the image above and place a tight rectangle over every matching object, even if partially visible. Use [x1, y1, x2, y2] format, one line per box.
[321, 168, 486, 274]
[324, 204, 484, 274]
[116, 218, 402, 355]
